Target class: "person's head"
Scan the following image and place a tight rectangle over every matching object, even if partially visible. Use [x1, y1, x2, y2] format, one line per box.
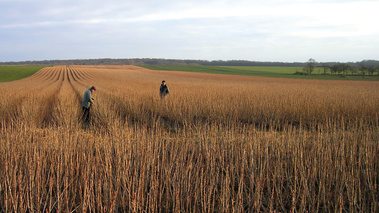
[161, 80, 166, 85]
[90, 86, 96, 92]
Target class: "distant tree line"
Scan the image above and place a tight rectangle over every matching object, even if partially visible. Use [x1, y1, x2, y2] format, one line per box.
[303, 59, 379, 76]
[1, 58, 379, 71]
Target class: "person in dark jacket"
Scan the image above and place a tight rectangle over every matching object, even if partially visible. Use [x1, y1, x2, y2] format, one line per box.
[81, 86, 96, 122]
[159, 80, 169, 99]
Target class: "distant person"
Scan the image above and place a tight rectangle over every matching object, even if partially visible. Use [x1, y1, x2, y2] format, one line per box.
[82, 86, 96, 122]
[159, 80, 169, 99]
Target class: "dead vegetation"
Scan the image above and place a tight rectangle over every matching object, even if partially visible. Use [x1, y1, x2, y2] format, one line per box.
[0, 65, 378, 212]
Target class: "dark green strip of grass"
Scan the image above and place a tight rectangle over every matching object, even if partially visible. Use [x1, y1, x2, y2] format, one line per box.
[0, 65, 49, 82]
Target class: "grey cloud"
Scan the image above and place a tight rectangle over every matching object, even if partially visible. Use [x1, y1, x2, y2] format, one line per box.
[0, 0, 378, 62]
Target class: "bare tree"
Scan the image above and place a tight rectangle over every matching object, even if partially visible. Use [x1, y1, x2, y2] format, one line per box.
[303, 58, 316, 74]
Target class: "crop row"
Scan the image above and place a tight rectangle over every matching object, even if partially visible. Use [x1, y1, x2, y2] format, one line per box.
[0, 65, 378, 212]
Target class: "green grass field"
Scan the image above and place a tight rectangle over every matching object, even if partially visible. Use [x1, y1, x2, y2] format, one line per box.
[0, 65, 49, 82]
[140, 65, 378, 81]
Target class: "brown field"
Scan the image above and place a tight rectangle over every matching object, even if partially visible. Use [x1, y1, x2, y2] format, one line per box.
[0, 65, 378, 212]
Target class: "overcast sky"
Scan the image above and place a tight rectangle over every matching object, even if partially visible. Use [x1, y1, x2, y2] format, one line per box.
[1, 0, 378, 62]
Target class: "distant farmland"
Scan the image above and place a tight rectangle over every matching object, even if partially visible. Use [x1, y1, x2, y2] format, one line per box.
[0, 65, 378, 212]
[0, 65, 50, 82]
[140, 65, 379, 80]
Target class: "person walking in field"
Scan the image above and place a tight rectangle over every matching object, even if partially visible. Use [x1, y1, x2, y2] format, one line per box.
[82, 86, 96, 122]
[159, 80, 169, 99]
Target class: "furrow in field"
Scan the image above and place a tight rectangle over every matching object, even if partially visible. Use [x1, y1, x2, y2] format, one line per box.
[42, 69, 54, 81]
[72, 65, 95, 80]
[0, 67, 65, 126]
[53, 66, 63, 81]
[81, 67, 97, 81]
[54, 67, 60, 82]
[28, 67, 46, 80]
[64, 66, 113, 128]
[59, 66, 65, 83]
[67, 67, 88, 103]
[35, 67, 65, 127]
[66, 66, 71, 83]
[51, 66, 83, 127]
[54, 67, 62, 83]
[46, 67, 57, 82]
[0, 67, 63, 127]
[70, 67, 84, 83]
[72, 67, 87, 84]
[67, 66, 146, 127]
[69, 67, 78, 82]
[73, 68, 87, 81]
[62, 66, 65, 81]
[63, 66, 120, 128]
[29, 67, 52, 82]
[70, 67, 90, 88]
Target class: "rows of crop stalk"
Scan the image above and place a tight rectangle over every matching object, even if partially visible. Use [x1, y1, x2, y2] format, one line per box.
[83, 65, 378, 130]
[0, 65, 378, 212]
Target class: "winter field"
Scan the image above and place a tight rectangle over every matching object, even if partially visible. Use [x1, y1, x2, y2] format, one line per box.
[141, 65, 379, 80]
[0, 65, 378, 212]
[0, 65, 49, 82]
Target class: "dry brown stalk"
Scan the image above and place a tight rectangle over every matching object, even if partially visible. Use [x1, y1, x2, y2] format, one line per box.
[0, 65, 378, 212]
